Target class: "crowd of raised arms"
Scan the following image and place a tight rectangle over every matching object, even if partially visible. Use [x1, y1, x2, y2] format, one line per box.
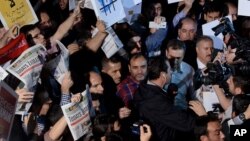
[1, 0, 250, 141]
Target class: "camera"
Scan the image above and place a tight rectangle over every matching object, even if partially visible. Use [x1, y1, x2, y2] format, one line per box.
[193, 61, 232, 90]
[212, 17, 235, 36]
[131, 120, 145, 135]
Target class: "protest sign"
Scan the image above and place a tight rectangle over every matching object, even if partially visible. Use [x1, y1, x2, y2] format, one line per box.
[122, 0, 141, 8]
[6, 44, 46, 115]
[61, 87, 92, 140]
[167, 0, 183, 4]
[0, 33, 29, 65]
[124, 2, 141, 25]
[44, 40, 69, 84]
[0, 0, 38, 30]
[91, 0, 126, 27]
[238, 0, 250, 17]
[0, 81, 18, 141]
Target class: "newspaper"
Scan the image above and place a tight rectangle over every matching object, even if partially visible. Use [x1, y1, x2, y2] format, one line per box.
[92, 27, 123, 58]
[44, 40, 69, 84]
[6, 44, 46, 115]
[0, 81, 18, 141]
[61, 88, 92, 140]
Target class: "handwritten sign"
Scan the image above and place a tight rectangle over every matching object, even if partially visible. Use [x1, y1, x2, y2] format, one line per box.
[91, 0, 126, 27]
[0, 0, 38, 30]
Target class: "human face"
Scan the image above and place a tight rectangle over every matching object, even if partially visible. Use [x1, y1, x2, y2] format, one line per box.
[204, 12, 221, 23]
[225, 46, 236, 64]
[226, 76, 242, 95]
[154, 3, 162, 17]
[28, 27, 46, 46]
[204, 121, 225, 141]
[130, 36, 142, 54]
[89, 72, 104, 94]
[39, 12, 52, 29]
[102, 62, 122, 84]
[59, 0, 68, 10]
[228, 4, 237, 21]
[178, 20, 196, 41]
[129, 56, 147, 82]
[196, 40, 213, 65]
[166, 48, 184, 61]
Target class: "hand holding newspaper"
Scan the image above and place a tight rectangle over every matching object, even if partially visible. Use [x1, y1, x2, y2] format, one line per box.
[6, 44, 46, 115]
[61, 87, 93, 140]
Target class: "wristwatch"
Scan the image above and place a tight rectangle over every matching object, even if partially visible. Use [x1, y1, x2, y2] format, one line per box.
[239, 113, 246, 122]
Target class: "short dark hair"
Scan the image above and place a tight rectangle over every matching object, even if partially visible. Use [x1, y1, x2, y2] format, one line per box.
[101, 54, 121, 68]
[129, 53, 147, 65]
[165, 39, 185, 50]
[196, 36, 213, 48]
[232, 76, 250, 94]
[233, 94, 250, 116]
[203, 1, 223, 16]
[194, 114, 220, 141]
[147, 57, 168, 80]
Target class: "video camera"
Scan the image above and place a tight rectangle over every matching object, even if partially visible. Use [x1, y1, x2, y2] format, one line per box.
[212, 17, 235, 36]
[193, 61, 232, 90]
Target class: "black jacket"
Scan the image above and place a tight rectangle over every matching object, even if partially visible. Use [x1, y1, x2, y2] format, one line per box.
[134, 82, 196, 141]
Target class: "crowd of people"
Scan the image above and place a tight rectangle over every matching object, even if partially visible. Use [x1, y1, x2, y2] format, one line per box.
[1, 0, 250, 141]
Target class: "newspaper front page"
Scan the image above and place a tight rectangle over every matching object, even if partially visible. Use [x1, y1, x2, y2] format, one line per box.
[61, 89, 92, 140]
[6, 44, 46, 115]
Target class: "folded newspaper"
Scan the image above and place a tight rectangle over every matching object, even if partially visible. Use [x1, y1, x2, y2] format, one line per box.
[61, 87, 93, 140]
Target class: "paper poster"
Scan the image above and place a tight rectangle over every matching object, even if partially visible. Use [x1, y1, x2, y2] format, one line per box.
[122, 0, 141, 8]
[124, 2, 141, 25]
[238, 0, 250, 17]
[0, 81, 18, 141]
[0, 0, 38, 30]
[168, 0, 183, 4]
[91, 0, 126, 27]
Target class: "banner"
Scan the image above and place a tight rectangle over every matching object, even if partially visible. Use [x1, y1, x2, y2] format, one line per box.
[91, 0, 126, 27]
[122, 0, 141, 8]
[0, 33, 29, 65]
[0, 81, 18, 141]
[0, 0, 38, 29]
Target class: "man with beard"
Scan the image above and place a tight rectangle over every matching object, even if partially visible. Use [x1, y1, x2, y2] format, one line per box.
[116, 53, 147, 107]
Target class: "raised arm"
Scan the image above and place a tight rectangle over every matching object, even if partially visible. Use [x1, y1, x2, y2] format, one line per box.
[85, 20, 108, 52]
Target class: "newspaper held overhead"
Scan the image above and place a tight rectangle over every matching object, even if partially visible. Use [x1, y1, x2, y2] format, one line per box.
[0, 81, 18, 141]
[44, 40, 69, 84]
[6, 44, 46, 115]
[92, 27, 123, 58]
[238, 0, 250, 17]
[61, 87, 92, 140]
[91, 0, 126, 27]
[0, 0, 38, 30]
